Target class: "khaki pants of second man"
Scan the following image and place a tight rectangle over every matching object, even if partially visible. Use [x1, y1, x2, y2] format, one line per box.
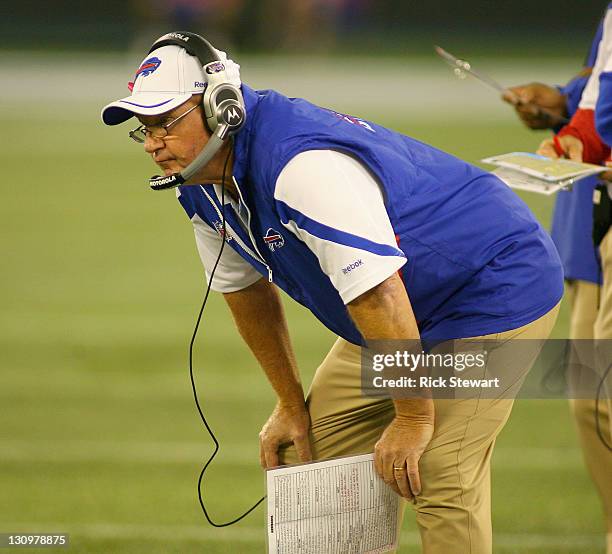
[279, 305, 559, 554]
[568, 228, 612, 554]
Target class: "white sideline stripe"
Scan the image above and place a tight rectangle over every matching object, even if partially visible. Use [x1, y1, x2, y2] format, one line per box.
[493, 533, 601, 549]
[0, 440, 584, 468]
[0, 53, 581, 121]
[2, 522, 601, 549]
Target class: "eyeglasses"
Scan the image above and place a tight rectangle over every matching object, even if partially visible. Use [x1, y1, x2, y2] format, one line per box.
[129, 103, 200, 143]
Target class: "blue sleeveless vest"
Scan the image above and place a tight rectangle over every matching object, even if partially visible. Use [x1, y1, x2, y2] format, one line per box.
[178, 85, 563, 344]
[551, 19, 604, 284]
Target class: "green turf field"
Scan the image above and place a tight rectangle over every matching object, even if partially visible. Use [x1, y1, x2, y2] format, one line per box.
[0, 105, 606, 553]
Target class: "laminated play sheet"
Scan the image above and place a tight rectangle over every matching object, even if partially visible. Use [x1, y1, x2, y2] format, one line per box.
[482, 152, 606, 182]
[266, 453, 401, 554]
[489, 167, 570, 195]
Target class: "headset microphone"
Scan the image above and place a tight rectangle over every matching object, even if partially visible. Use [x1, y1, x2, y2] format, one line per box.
[149, 123, 228, 191]
[149, 98, 246, 191]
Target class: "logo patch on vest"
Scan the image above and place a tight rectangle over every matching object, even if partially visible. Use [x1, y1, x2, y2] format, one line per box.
[263, 228, 285, 252]
[331, 111, 375, 133]
[213, 220, 233, 241]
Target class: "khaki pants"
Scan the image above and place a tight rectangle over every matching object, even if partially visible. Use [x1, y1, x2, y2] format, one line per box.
[567, 232, 612, 554]
[279, 306, 559, 553]
[596, 230, 612, 341]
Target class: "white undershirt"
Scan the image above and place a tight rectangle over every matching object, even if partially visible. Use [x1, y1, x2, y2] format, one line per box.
[189, 150, 407, 304]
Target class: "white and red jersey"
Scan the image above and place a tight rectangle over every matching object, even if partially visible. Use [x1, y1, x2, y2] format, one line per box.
[558, 2, 612, 162]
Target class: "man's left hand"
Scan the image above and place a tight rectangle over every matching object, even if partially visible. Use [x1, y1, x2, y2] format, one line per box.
[259, 401, 312, 469]
[374, 415, 434, 501]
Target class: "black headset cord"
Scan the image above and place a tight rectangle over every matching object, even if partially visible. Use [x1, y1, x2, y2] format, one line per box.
[188, 137, 266, 526]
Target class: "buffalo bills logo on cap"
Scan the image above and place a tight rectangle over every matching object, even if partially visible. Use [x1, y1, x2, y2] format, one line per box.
[135, 56, 162, 79]
[264, 228, 285, 252]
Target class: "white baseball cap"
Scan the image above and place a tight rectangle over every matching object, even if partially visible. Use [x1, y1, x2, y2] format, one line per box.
[101, 45, 208, 126]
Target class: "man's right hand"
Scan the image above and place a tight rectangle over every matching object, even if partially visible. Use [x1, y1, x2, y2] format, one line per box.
[537, 134, 584, 161]
[502, 83, 567, 130]
[259, 401, 312, 469]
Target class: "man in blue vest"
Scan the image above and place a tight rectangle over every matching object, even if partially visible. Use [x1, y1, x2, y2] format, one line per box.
[102, 34, 563, 553]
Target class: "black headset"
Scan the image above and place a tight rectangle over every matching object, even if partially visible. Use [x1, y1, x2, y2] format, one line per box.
[147, 32, 246, 191]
